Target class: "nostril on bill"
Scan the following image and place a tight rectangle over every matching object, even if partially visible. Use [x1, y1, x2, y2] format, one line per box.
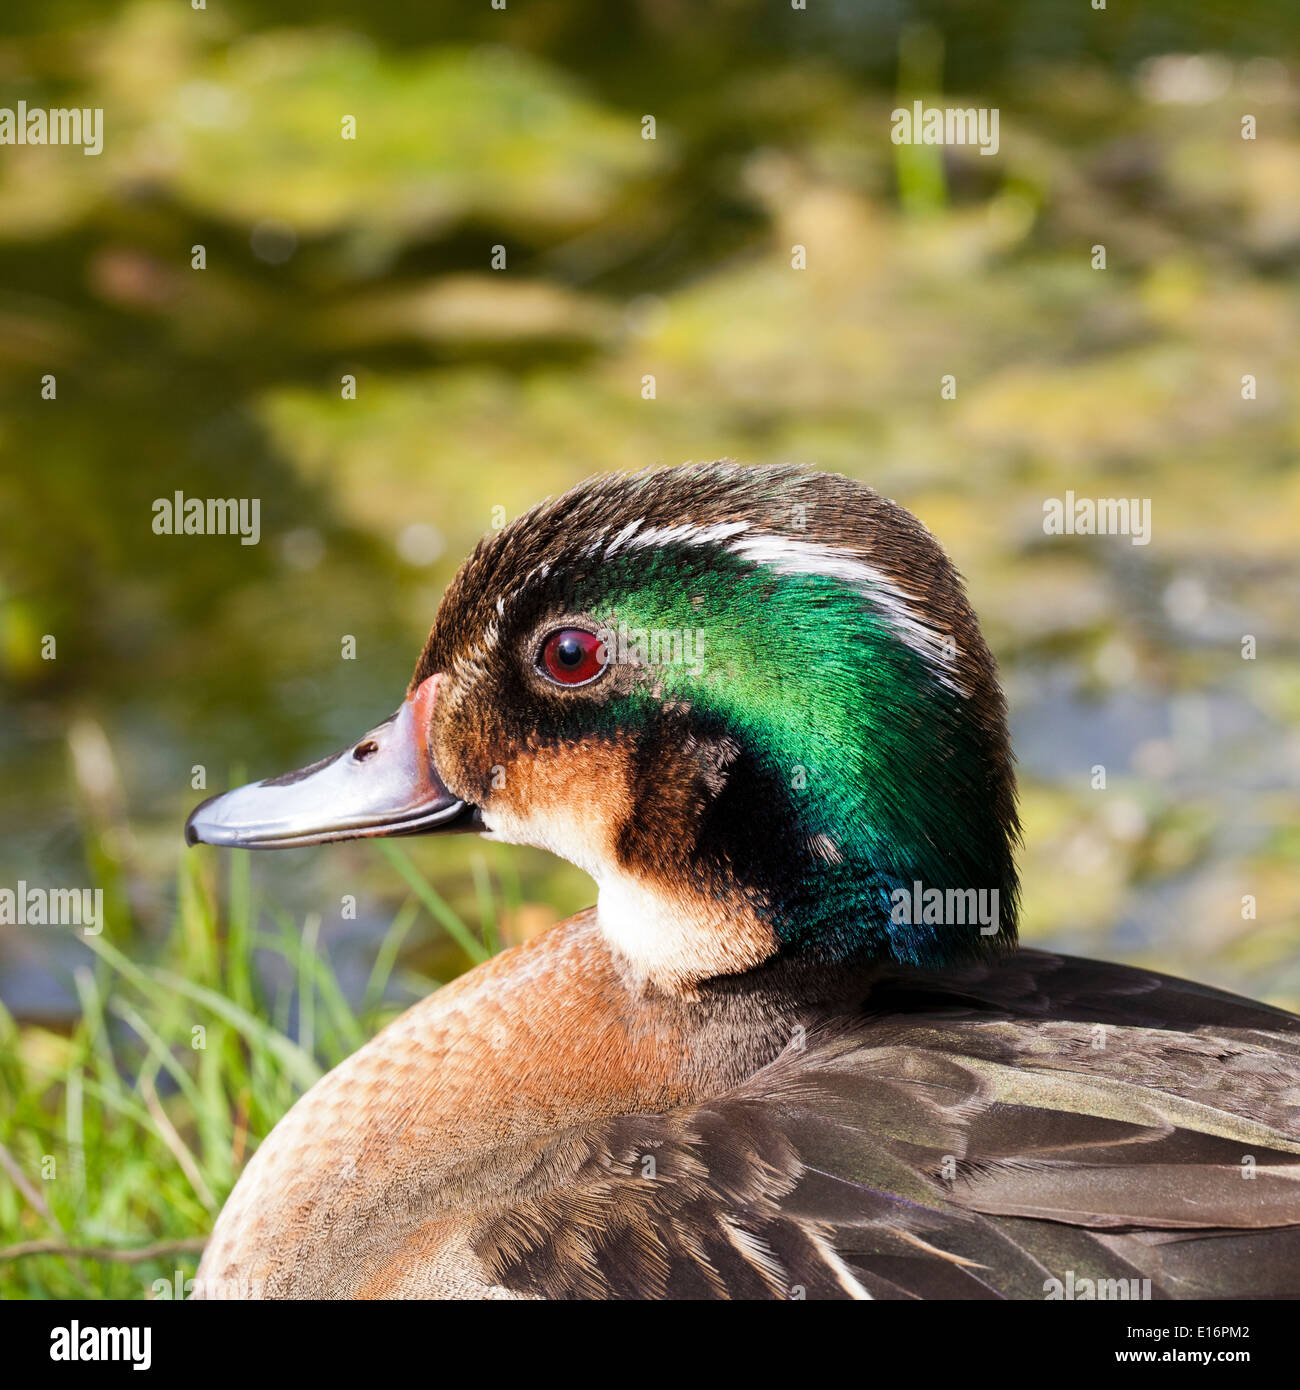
[353, 739, 380, 763]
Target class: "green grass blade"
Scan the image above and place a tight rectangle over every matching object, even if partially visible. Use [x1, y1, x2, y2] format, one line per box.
[376, 842, 488, 963]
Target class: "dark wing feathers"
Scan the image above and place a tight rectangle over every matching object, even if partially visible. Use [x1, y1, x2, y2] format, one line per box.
[473, 951, 1300, 1299]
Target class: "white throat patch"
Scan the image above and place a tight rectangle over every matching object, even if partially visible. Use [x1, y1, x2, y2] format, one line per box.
[595, 873, 776, 995]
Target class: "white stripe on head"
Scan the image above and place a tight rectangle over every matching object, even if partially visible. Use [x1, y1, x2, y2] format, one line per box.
[727, 534, 967, 696]
[618, 520, 751, 552]
[604, 518, 644, 554]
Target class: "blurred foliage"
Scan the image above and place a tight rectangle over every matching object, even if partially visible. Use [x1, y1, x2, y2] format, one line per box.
[1, 0, 1299, 1295]
[0, 844, 515, 1297]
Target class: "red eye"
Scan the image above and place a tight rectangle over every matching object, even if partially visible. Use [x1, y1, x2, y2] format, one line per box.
[539, 628, 607, 686]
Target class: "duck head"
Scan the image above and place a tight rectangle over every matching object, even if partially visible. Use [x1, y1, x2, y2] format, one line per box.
[187, 463, 1018, 993]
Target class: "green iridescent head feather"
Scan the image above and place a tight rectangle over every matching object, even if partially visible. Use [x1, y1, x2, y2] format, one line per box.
[418, 462, 1020, 972]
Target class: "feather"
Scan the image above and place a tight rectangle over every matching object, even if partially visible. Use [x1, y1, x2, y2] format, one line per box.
[472, 950, 1300, 1299]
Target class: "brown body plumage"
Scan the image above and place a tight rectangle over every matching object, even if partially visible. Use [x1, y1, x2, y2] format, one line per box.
[196, 918, 1300, 1299]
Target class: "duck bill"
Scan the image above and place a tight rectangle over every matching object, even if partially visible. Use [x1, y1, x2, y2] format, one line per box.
[185, 674, 480, 850]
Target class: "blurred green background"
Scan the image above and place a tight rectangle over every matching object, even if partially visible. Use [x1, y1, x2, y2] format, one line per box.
[1, 0, 1299, 1295]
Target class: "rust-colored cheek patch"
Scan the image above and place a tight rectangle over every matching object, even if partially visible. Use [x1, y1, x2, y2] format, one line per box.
[480, 737, 640, 871]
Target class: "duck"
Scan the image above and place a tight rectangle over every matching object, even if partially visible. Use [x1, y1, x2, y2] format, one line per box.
[185, 461, 1300, 1300]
